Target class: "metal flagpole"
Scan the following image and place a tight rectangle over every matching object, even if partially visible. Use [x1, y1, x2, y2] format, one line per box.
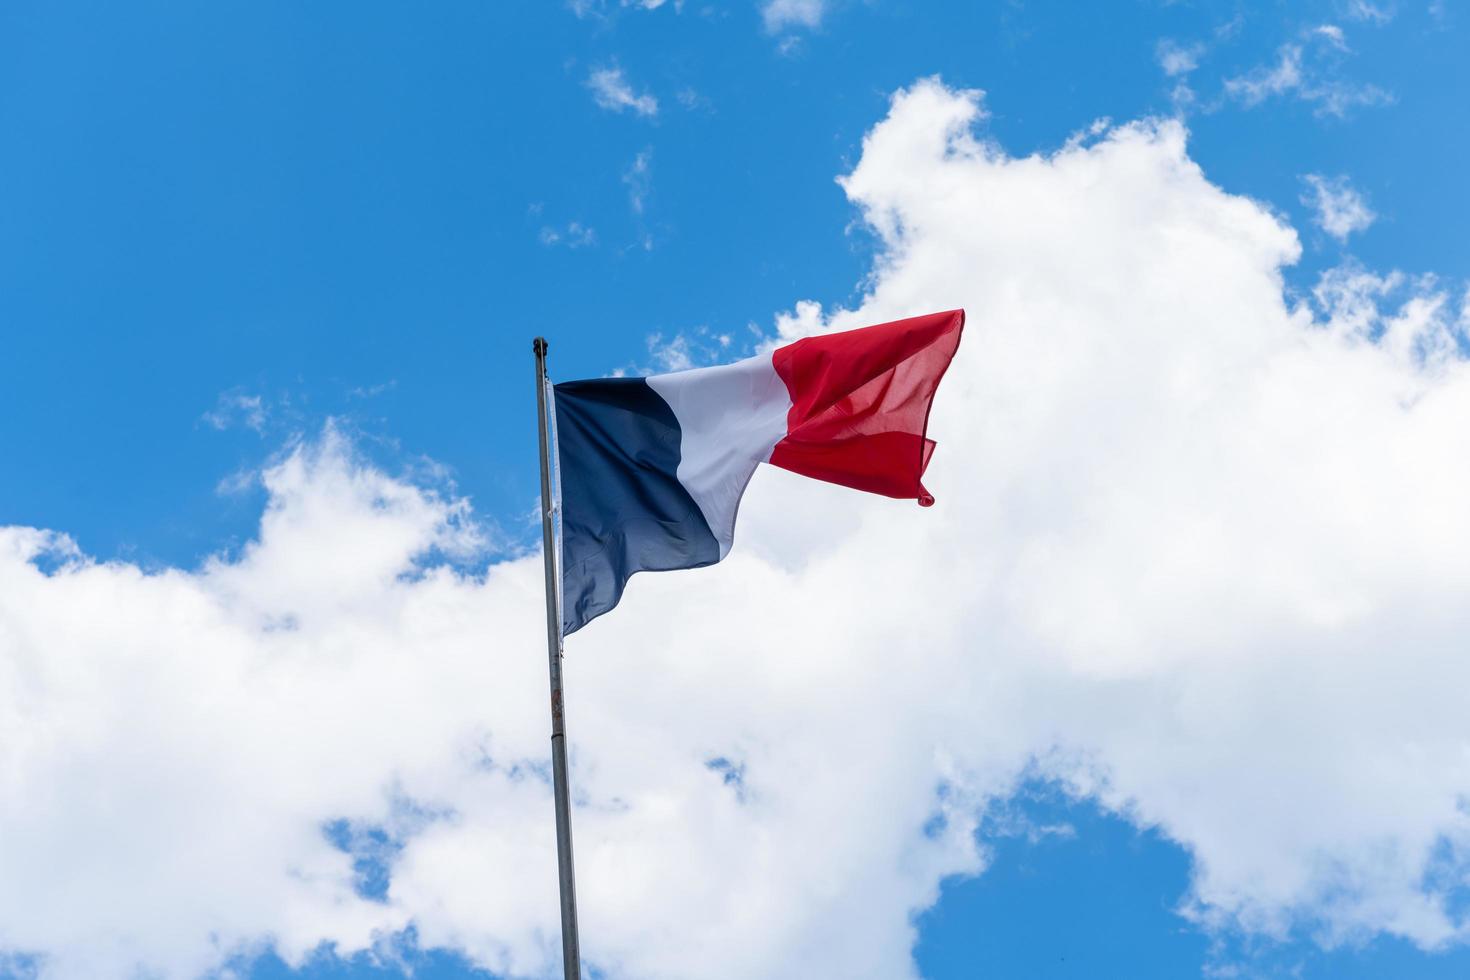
[533, 337, 581, 980]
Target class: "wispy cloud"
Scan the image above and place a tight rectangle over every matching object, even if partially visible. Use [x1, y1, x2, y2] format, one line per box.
[622, 149, 653, 215]
[762, 0, 825, 32]
[538, 221, 598, 248]
[1224, 41, 1392, 117]
[1313, 23, 1350, 51]
[586, 66, 659, 117]
[347, 380, 396, 401]
[675, 86, 711, 111]
[642, 326, 734, 373]
[202, 390, 268, 433]
[1301, 173, 1376, 241]
[570, 0, 678, 18]
[1156, 39, 1204, 77]
[1346, 0, 1394, 24]
[1224, 44, 1306, 105]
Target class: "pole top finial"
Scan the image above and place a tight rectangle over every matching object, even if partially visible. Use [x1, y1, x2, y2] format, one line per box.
[533, 337, 549, 356]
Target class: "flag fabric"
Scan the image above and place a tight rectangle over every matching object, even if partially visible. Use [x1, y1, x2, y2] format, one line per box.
[553, 309, 965, 635]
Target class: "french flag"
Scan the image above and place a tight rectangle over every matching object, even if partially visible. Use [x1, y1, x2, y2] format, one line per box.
[553, 309, 965, 634]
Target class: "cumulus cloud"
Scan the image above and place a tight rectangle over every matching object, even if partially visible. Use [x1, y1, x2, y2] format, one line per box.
[6, 78, 1470, 980]
[1302, 173, 1377, 241]
[586, 66, 658, 117]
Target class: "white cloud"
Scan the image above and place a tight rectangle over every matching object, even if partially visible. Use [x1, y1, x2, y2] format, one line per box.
[1346, 0, 1395, 24]
[202, 391, 267, 433]
[1314, 23, 1350, 51]
[570, 0, 677, 18]
[675, 86, 709, 110]
[1312, 78, 1394, 116]
[1225, 44, 1306, 104]
[638, 325, 733, 374]
[762, 0, 825, 32]
[7, 78, 1470, 980]
[586, 66, 658, 117]
[646, 333, 694, 371]
[539, 221, 598, 248]
[1156, 38, 1204, 77]
[1302, 173, 1377, 241]
[1224, 43, 1392, 116]
[622, 149, 652, 215]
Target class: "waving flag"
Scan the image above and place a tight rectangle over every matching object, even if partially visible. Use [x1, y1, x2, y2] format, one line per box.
[553, 309, 964, 634]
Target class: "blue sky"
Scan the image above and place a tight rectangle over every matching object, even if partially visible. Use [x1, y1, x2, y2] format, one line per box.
[5, 0, 1465, 569]
[3, 2, 1470, 978]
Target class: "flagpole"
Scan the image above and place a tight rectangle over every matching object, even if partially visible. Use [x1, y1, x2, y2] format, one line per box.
[533, 337, 581, 980]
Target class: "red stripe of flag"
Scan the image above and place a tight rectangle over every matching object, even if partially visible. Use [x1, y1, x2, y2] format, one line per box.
[769, 309, 965, 506]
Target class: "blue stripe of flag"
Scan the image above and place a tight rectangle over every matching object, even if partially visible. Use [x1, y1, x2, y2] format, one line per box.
[553, 378, 720, 635]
